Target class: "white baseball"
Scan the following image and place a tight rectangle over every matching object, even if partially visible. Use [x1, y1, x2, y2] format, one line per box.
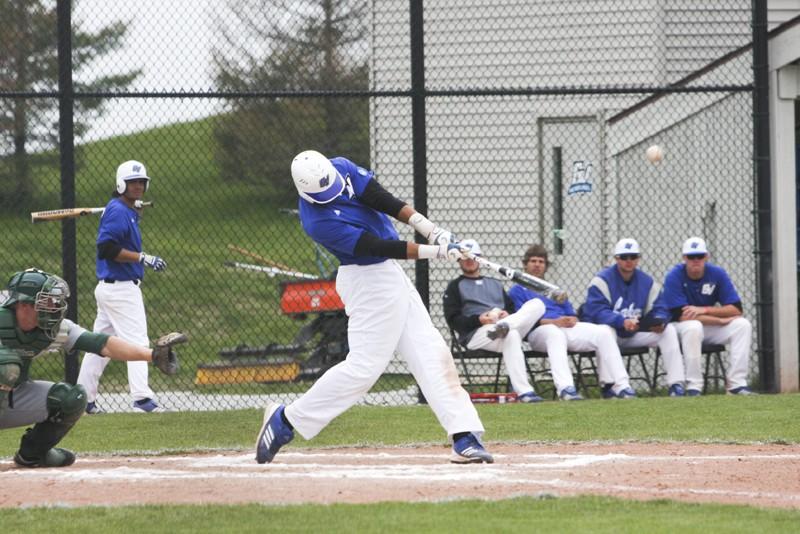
[646, 145, 664, 163]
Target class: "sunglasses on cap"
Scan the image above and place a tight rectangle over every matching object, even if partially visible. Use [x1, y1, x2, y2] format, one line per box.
[685, 253, 706, 260]
[617, 254, 639, 261]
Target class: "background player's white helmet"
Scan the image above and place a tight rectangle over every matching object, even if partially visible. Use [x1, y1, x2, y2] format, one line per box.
[291, 150, 345, 204]
[116, 160, 150, 194]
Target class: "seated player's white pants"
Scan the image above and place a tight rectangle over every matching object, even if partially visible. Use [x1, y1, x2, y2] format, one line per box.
[285, 260, 484, 441]
[77, 281, 154, 403]
[465, 299, 545, 395]
[526, 322, 620, 394]
[673, 318, 752, 391]
[608, 323, 684, 388]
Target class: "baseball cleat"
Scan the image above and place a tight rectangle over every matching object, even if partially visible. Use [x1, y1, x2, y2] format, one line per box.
[14, 447, 76, 468]
[85, 401, 105, 414]
[728, 386, 757, 395]
[486, 322, 509, 340]
[256, 403, 294, 464]
[686, 389, 702, 397]
[559, 386, 584, 401]
[133, 398, 167, 412]
[451, 433, 494, 464]
[616, 387, 637, 399]
[517, 391, 544, 403]
[601, 383, 616, 399]
[668, 383, 686, 397]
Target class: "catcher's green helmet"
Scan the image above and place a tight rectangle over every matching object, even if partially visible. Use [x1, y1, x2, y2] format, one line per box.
[4, 268, 70, 339]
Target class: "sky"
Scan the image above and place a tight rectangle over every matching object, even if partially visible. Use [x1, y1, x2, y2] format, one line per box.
[74, 0, 223, 141]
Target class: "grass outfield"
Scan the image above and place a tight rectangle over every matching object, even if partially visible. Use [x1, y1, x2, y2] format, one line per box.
[2, 395, 800, 531]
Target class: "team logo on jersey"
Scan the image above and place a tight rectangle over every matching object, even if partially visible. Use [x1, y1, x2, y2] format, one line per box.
[701, 283, 716, 295]
[334, 209, 341, 216]
[613, 297, 642, 320]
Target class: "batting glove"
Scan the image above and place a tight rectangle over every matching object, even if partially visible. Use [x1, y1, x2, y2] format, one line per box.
[408, 213, 457, 245]
[140, 253, 167, 272]
[437, 242, 468, 261]
[430, 227, 457, 246]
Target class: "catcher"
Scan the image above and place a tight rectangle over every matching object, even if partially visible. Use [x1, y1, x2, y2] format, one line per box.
[0, 268, 186, 468]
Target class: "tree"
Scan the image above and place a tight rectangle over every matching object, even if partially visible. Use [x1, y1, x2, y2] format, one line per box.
[0, 0, 140, 209]
[212, 0, 370, 204]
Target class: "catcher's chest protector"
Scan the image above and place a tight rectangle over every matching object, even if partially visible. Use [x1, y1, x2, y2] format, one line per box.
[0, 308, 61, 385]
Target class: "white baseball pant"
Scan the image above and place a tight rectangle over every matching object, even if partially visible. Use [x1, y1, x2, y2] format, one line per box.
[285, 260, 484, 441]
[77, 281, 155, 403]
[465, 298, 545, 395]
[526, 322, 620, 394]
[673, 318, 752, 391]
[602, 323, 684, 390]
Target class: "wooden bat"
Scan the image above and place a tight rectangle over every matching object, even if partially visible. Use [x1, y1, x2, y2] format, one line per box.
[227, 244, 293, 271]
[463, 251, 569, 303]
[31, 201, 153, 223]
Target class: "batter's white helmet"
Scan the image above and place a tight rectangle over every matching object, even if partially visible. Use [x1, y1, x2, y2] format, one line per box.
[116, 160, 150, 194]
[291, 150, 345, 204]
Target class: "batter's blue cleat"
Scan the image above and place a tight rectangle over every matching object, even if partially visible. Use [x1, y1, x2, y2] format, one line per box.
[668, 383, 686, 397]
[451, 433, 494, 464]
[686, 389, 702, 397]
[256, 403, 294, 464]
[728, 386, 757, 396]
[559, 386, 584, 401]
[518, 391, 544, 403]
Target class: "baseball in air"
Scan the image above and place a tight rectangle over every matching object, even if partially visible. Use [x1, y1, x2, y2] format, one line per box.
[646, 145, 664, 163]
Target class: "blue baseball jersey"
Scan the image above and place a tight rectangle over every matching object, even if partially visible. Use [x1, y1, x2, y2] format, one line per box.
[298, 157, 399, 266]
[662, 262, 741, 309]
[95, 197, 144, 281]
[581, 265, 669, 337]
[508, 284, 576, 319]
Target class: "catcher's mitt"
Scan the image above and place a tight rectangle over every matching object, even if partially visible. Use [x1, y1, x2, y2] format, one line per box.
[151, 332, 187, 375]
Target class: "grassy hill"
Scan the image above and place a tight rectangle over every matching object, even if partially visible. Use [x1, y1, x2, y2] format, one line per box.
[2, 117, 341, 394]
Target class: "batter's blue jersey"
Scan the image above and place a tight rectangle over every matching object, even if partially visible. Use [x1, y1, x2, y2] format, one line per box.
[508, 284, 576, 319]
[662, 262, 741, 309]
[581, 265, 669, 337]
[95, 197, 144, 281]
[299, 157, 399, 266]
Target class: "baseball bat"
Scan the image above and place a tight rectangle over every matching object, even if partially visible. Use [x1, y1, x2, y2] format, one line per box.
[31, 200, 153, 223]
[224, 261, 320, 280]
[464, 251, 568, 303]
[227, 244, 293, 271]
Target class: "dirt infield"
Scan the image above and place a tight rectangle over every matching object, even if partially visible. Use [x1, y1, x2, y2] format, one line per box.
[2, 442, 799, 509]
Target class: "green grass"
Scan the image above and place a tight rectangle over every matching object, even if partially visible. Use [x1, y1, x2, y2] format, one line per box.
[3, 394, 798, 457]
[4, 496, 800, 534]
[3, 388, 799, 531]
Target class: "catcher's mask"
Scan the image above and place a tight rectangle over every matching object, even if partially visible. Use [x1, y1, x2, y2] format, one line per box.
[4, 268, 70, 339]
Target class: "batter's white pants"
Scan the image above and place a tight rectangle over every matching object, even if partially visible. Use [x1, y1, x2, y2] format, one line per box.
[77, 281, 155, 403]
[465, 299, 545, 395]
[673, 318, 752, 391]
[603, 323, 684, 390]
[526, 322, 620, 394]
[285, 260, 484, 442]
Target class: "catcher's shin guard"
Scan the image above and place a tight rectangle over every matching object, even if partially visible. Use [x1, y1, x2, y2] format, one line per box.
[15, 382, 86, 464]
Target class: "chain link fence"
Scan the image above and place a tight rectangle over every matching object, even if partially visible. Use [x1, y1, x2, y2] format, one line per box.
[1, 0, 778, 411]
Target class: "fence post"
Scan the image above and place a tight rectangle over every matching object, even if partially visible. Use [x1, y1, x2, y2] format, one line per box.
[751, 0, 774, 392]
[409, 0, 429, 308]
[57, 0, 79, 384]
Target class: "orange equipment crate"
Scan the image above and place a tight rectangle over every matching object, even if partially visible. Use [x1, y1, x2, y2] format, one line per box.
[280, 279, 344, 315]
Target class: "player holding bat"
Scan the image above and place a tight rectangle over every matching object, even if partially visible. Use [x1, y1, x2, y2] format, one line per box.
[256, 150, 493, 465]
[77, 160, 168, 414]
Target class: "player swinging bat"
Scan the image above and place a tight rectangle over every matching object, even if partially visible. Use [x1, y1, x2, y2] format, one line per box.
[461, 250, 568, 303]
[30, 200, 153, 223]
